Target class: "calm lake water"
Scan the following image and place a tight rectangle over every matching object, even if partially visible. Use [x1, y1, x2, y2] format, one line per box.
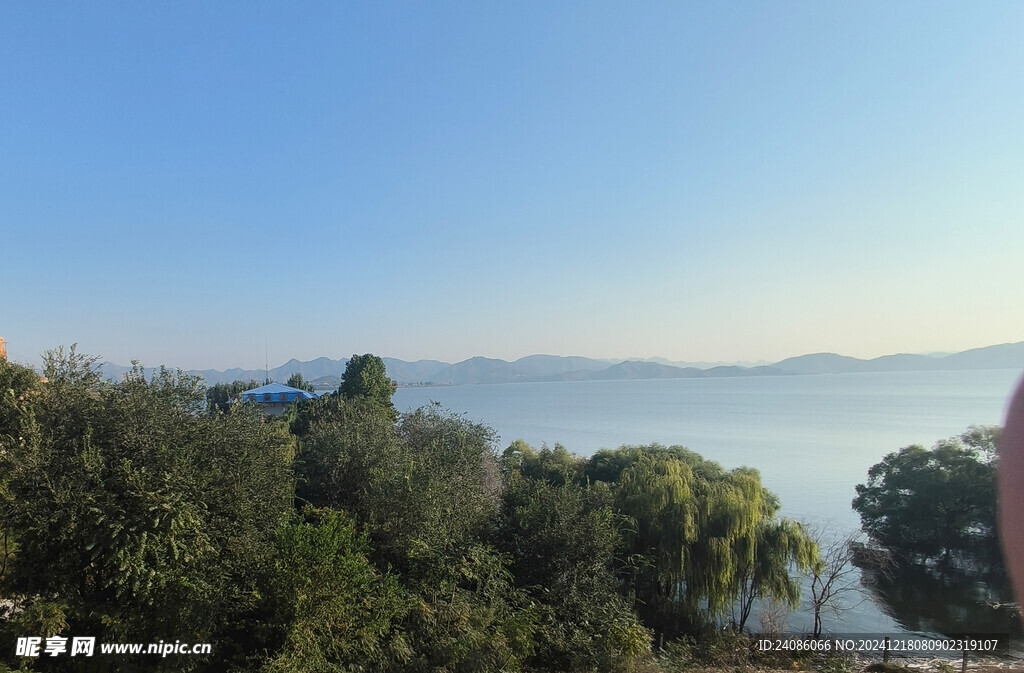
[394, 368, 1024, 638]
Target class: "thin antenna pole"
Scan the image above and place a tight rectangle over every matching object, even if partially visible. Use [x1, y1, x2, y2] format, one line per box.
[265, 340, 270, 385]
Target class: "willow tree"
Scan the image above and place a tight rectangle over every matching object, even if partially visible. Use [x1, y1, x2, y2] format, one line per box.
[683, 467, 768, 616]
[732, 518, 818, 632]
[589, 444, 817, 639]
[613, 451, 697, 636]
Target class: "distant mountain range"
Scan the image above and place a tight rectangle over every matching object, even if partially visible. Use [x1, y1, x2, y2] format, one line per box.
[97, 341, 1024, 389]
[772, 341, 1024, 374]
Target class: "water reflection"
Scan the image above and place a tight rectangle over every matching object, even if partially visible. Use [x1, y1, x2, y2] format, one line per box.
[859, 561, 1020, 638]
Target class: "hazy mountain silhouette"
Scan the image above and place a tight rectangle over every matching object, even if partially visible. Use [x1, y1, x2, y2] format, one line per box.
[96, 340, 1024, 387]
[773, 342, 1024, 375]
[430, 355, 612, 385]
[937, 341, 1024, 370]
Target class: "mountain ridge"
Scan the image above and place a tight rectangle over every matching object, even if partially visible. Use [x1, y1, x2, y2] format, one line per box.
[96, 341, 1024, 388]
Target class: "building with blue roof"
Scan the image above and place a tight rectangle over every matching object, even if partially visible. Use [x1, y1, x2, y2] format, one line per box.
[239, 382, 319, 416]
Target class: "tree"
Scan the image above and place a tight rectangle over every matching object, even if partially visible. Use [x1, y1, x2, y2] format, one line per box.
[804, 528, 892, 638]
[206, 378, 260, 414]
[609, 450, 697, 636]
[262, 508, 407, 673]
[0, 357, 44, 592]
[295, 400, 539, 670]
[583, 444, 810, 640]
[0, 355, 43, 440]
[0, 355, 295, 671]
[339, 353, 397, 419]
[294, 397, 404, 515]
[288, 389, 342, 438]
[500, 440, 584, 486]
[296, 401, 502, 571]
[494, 465, 650, 671]
[285, 372, 315, 393]
[732, 518, 817, 633]
[392, 405, 502, 557]
[385, 542, 537, 673]
[852, 427, 1000, 572]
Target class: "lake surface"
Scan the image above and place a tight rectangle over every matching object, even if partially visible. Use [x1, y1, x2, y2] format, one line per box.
[394, 368, 1024, 637]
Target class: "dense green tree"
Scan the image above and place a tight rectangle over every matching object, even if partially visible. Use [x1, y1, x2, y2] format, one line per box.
[500, 440, 584, 486]
[284, 372, 315, 393]
[297, 402, 500, 571]
[339, 353, 397, 420]
[261, 507, 408, 673]
[295, 401, 536, 670]
[288, 390, 342, 438]
[0, 354, 295, 672]
[852, 427, 1000, 571]
[392, 406, 502, 551]
[206, 378, 260, 414]
[388, 543, 537, 673]
[294, 396, 402, 513]
[0, 357, 44, 593]
[685, 466, 775, 617]
[608, 449, 698, 636]
[495, 463, 650, 671]
[0, 356, 43, 440]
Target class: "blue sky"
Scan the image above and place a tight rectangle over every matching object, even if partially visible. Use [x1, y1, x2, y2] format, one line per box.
[3, 2, 1022, 369]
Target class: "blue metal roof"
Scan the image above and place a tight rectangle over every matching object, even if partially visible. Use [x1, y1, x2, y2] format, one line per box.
[239, 383, 319, 404]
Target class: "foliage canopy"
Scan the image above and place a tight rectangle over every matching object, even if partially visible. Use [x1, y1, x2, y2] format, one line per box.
[852, 426, 1001, 572]
[339, 353, 397, 420]
[0, 355, 295, 672]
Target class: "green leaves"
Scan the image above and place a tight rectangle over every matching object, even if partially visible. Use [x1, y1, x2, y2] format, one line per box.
[293, 397, 538, 670]
[495, 472, 649, 671]
[0, 352, 295, 671]
[733, 518, 817, 631]
[583, 444, 808, 638]
[852, 426, 1001, 572]
[262, 508, 406, 673]
[502, 440, 807, 650]
[339, 354, 397, 420]
[297, 401, 501, 575]
[284, 373, 315, 393]
[206, 379, 261, 414]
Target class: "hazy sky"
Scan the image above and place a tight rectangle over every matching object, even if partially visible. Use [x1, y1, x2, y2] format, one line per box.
[3, 2, 1022, 369]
